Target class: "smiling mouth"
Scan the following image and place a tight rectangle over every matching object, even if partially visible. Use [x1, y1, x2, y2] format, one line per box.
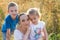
[12, 14, 17, 16]
[25, 24, 29, 26]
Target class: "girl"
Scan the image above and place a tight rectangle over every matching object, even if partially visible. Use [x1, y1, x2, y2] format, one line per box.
[27, 8, 48, 40]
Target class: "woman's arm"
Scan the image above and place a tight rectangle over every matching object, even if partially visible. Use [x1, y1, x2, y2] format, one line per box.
[6, 29, 10, 40]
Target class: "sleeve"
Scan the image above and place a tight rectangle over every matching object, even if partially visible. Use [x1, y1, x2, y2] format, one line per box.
[40, 21, 45, 29]
[42, 21, 45, 27]
[5, 18, 10, 29]
[14, 30, 22, 40]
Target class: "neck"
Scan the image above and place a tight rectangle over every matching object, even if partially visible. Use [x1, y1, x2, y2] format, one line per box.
[17, 25, 27, 34]
[10, 15, 16, 20]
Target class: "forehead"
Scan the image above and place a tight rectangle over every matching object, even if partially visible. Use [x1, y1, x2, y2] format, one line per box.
[29, 14, 37, 18]
[20, 15, 28, 20]
[9, 6, 17, 10]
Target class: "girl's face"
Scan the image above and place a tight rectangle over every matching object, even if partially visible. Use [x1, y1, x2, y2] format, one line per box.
[29, 14, 39, 25]
[19, 14, 30, 28]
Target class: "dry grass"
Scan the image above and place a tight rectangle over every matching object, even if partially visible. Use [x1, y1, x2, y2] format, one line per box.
[0, 30, 2, 40]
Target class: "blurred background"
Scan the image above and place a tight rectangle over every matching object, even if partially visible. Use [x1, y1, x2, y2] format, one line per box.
[0, 0, 60, 40]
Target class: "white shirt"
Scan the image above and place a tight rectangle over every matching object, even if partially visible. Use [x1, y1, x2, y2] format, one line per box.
[29, 21, 45, 40]
[14, 29, 24, 40]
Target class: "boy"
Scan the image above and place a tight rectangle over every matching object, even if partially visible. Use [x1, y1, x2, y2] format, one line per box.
[1, 2, 18, 40]
[27, 8, 48, 40]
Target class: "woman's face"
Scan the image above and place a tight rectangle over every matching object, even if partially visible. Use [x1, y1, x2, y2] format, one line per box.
[19, 14, 30, 28]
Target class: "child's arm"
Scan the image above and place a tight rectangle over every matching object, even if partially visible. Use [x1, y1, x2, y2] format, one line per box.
[43, 27, 48, 40]
[5, 16, 11, 40]
[6, 29, 10, 40]
[38, 27, 48, 40]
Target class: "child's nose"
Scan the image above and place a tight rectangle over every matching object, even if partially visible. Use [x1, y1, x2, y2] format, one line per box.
[13, 11, 16, 13]
[13, 11, 17, 14]
[25, 21, 28, 23]
[33, 19, 35, 22]
[25, 21, 29, 24]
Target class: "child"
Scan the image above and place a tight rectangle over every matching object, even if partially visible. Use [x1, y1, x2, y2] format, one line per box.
[1, 2, 18, 40]
[27, 8, 48, 40]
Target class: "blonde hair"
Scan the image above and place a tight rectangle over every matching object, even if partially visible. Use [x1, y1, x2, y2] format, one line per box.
[27, 8, 41, 19]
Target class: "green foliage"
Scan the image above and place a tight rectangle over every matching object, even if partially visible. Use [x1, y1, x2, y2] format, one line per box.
[57, 33, 60, 40]
[48, 33, 57, 40]
[48, 33, 60, 40]
[0, 8, 4, 19]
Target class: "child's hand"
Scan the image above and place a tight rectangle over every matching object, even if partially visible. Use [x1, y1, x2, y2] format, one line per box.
[36, 28, 41, 35]
[6, 29, 10, 40]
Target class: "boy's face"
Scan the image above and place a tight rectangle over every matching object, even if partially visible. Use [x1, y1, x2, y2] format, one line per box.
[8, 6, 18, 19]
[29, 14, 39, 25]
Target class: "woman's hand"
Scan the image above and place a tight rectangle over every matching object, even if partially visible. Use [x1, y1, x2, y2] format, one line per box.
[23, 27, 31, 40]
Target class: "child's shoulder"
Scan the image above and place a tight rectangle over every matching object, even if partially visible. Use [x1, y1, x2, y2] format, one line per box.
[38, 21, 45, 29]
[39, 21, 45, 25]
[5, 14, 11, 21]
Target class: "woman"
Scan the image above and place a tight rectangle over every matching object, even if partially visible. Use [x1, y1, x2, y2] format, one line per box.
[14, 13, 30, 40]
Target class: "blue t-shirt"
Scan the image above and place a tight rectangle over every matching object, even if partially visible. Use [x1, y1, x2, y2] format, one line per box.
[1, 14, 18, 33]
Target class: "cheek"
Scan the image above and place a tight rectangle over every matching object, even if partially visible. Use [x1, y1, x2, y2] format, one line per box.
[36, 18, 38, 21]
[21, 22, 26, 26]
[29, 15, 32, 19]
[30, 17, 32, 19]
[27, 21, 30, 24]
[8, 11, 11, 14]
[20, 21, 23, 24]
[20, 22, 24, 26]
[21, 22, 24, 24]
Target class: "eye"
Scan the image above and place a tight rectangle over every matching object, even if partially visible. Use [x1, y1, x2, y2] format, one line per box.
[34, 18, 36, 20]
[15, 10, 17, 12]
[11, 10, 13, 12]
[22, 20, 25, 22]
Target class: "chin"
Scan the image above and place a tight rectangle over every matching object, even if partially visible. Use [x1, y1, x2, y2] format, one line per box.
[12, 17, 16, 19]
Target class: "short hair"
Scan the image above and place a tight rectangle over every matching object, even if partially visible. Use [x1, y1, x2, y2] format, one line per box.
[27, 8, 41, 17]
[8, 2, 18, 10]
